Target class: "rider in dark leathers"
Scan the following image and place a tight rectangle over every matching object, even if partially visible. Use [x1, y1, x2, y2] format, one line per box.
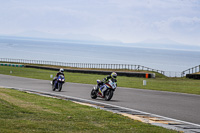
[52, 68, 64, 85]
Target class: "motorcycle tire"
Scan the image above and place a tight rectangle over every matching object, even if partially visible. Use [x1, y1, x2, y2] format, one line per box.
[58, 83, 62, 92]
[91, 89, 97, 99]
[52, 83, 56, 91]
[104, 89, 113, 101]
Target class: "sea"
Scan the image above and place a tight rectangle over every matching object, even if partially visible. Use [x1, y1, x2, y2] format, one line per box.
[0, 37, 200, 77]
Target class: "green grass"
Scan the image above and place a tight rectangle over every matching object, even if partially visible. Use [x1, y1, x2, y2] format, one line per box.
[1, 65, 200, 95]
[0, 88, 178, 133]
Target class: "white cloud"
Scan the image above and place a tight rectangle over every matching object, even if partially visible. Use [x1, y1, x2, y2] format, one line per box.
[154, 16, 200, 35]
[0, 0, 200, 45]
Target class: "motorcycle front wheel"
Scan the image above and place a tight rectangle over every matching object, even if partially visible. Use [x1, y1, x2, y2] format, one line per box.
[52, 83, 56, 91]
[104, 89, 113, 101]
[91, 89, 97, 99]
[58, 83, 62, 92]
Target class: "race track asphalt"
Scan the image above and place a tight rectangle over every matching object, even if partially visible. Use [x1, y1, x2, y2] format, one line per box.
[0, 74, 200, 125]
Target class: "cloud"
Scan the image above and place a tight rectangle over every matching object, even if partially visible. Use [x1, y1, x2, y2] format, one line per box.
[154, 16, 200, 36]
[0, 0, 200, 45]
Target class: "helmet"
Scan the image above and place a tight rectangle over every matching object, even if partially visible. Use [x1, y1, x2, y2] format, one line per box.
[59, 68, 64, 73]
[111, 72, 117, 79]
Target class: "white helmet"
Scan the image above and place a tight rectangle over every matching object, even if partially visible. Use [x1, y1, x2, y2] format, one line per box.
[59, 68, 64, 73]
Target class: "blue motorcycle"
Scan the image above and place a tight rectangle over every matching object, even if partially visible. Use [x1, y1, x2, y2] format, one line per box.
[52, 75, 65, 91]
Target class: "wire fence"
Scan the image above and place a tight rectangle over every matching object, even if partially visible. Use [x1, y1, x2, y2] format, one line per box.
[0, 58, 187, 77]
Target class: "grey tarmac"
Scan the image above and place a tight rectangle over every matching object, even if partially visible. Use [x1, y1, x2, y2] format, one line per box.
[0, 74, 200, 125]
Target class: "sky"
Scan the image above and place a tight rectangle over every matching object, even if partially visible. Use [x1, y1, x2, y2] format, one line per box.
[0, 0, 200, 46]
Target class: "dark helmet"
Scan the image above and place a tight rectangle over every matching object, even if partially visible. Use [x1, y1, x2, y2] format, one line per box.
[111, 72, 117, 79]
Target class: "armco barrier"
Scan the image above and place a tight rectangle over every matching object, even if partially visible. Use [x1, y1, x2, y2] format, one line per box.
[0, 63, 24, 67]
[186, 74, 200, 79]
[25, 65, 155, 78]
[0, 58, 164, 75]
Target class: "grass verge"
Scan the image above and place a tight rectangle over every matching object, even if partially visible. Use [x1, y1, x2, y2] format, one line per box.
[0, 66, 200, 95]
[0, 88, 178, 133]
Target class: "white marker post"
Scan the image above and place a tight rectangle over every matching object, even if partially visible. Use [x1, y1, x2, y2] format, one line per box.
[143, 80, 146, 86]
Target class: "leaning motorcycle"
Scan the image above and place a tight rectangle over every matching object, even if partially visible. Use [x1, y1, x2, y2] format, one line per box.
[52, 75, 65, 91]
[91, 79, 117, 101]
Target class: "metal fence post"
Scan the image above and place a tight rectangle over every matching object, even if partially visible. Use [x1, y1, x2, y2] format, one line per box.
[199, 65, 200, 72]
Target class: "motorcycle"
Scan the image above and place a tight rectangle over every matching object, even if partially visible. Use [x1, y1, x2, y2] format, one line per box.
[91, 79, 117, 101]
[52, 75, 65, 91]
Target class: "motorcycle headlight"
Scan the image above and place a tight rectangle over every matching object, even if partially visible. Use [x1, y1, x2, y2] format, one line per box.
[59, 79, 61, 81]
[62, 79, 65, 81]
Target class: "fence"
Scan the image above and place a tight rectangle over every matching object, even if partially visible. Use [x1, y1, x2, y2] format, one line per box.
[182, 65, 200, 77]
[0, 58, 165, 74]
[2, 58, 194, 77]
[163, 71, 183, 78]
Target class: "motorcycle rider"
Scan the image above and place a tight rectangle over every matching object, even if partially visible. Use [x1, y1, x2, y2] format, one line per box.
[52, 68, 64, 85]
[96, 72, 117, 97]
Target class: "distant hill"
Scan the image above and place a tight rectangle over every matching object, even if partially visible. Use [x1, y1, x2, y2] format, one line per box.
[0, 35, 200, 51]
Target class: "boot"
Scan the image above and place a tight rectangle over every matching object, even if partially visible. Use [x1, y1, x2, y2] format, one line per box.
[94, 85, 99, 91]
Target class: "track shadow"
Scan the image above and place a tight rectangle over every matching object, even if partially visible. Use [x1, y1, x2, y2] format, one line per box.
[92, 98, 120, 102]
[53, 90, 67, 92]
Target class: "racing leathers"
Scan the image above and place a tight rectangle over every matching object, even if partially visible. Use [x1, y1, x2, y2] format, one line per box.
[52, 72, 64, 85]
[97, 75, 117, 97]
